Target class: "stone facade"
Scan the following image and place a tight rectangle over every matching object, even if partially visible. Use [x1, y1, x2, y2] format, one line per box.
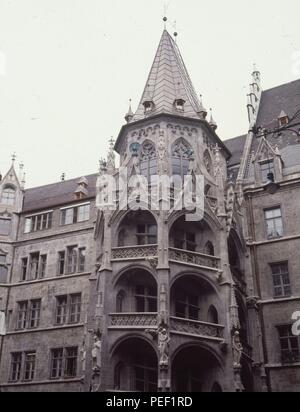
[0, 28, 299, 392]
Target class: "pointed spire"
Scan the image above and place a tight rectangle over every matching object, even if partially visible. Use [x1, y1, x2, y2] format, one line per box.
[197, 94, 208, 119]
[132, 29, 203, 122]
[107, 138, 116, 173]
[125, 99, 134, 123]
[209, 109, 218, 131]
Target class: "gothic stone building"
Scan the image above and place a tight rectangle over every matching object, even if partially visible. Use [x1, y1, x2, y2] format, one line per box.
[0, 29, 300, 392]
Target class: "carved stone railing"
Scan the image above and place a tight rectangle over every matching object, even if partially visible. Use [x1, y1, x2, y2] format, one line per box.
[169, 247, 220, 270]
[170, 316, 224, 340]
[111, 245, 158, 261]
[109, 313, 158, 328]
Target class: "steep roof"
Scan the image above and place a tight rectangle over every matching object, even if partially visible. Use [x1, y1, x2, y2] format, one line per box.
[132, 30, 203, 122]
[23, 174, 98, 213]
[224, 135, 247, 167]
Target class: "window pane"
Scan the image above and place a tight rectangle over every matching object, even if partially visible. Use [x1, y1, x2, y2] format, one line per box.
[77, 204, 90, 223]
[51, 349, 63, 379]
[65, 347, 78, 378]
[2, 188, 15, 205]
[0, 218, 11, 236]
[24, 352, 36, 381]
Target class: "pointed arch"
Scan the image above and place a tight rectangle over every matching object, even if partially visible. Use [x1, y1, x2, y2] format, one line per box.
[140, 140, 157, 180]
[171, 138, 192, 178]
[207, 305, 219, 324]
[204, 241, 215, 257]
[203, 149, 213, 175]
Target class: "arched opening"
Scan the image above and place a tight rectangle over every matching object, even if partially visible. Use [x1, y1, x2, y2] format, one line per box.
[140, 140, 157, 181]
[171, 275, 220, 323]
[112, 337, 158, 392]
[115, 269, 157, 313]
[207, 305, 219, 325]
[172, 345, 223, 392]
[1, 186, 16, 206]
[116, 210, 157, 247]
[203, 150, 213, 175]
[171, 138, 192, 178]
[204, 241, 215, 256]
[116, 290, 126, 313]
[170, 215, 216, 255]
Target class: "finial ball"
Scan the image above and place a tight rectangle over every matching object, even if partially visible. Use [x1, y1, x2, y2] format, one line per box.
[163, 17, 167, 22]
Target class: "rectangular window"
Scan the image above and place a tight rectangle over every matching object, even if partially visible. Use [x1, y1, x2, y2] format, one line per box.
[60, 203, 90, 226]
[55, 296, 68, 325]
[136, 225, 157, 245]
[271, 262, 291, 298]
[260, 160, 275, 183]
[39, 255, 47, 279]
[135, 286, 157, 312]
[69, 294, 81, 324]
[58, 251, 65, 275]
[0, 218, 11, 236]
[24, 212, 53, 234]
[264, 207, 283, 239]
[77, 204, 90, 223]
[0, 265, 8, 283]
[9, 353, 22, 382]
[50, 348, 64, 379]
[64, 347, 78, 378]
[29, 253, 40, 280]
[23, 352, 36, 381]
[78, 248, 86, 272]
[21, 257, 28, 281]
[67, 246, 77, 274]
[50, 347, 78, 380]
[0, 254, 8, 283]
[28, 300, 41, 329]
[17, 301, 28, 330]
[278, 325, 300, 364]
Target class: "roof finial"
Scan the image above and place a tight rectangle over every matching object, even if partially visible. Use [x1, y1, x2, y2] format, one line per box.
[209, 108, 218, 131]
[125, 98, 134, 123]
[163, 1, 169, 29]
[11, 152, 16, 163]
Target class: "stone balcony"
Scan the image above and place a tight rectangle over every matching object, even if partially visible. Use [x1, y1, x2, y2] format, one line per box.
[111, 245, 220, 271]
[108, 313, 158, 330]
[169, 247, 220, 270]
[170, 316, 224, 341]
[111, 245, 158, 262]
[108, 313, 224, 343]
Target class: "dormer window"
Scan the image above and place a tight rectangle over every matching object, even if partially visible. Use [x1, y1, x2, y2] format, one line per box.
[260, 160, 275, 183]
[174, 98, 185, 112]
[143, 100, 155, 114]
[1, 186, 15, 206]
[278, 111, 289, 127]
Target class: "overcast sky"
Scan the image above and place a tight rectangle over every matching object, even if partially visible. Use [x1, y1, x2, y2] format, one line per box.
[0, 0, 299, 188]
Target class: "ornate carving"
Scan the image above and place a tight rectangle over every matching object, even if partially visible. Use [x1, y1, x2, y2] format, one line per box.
[110, 313, 158, 327]
[203, 150, 212, 174]
[157, 131, 168, 174]
[172, 138, 192, 158]
[232, 331, 243, 367]
[92, 330, 102, 372]
[158, 326, 170, 369]
[170, 317, 224, 339]
[169, 247, 220, 269]
[111, 245, 158, 260]
[141, 141, 156, 160]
